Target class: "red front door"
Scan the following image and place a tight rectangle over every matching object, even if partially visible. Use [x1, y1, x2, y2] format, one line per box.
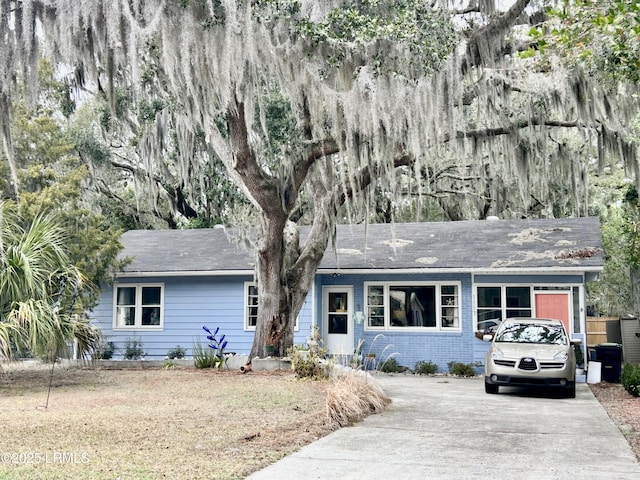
[535, 293, 570, 333]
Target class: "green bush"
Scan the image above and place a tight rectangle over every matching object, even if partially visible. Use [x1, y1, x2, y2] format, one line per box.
[378, 357, 404, 373]
[573, 343, 585, 367]
[94, 341, 116, 360]
[621, 362, 640, 397]
[123, 338, 144, 360]
[447, 361, 479, 377]
[288, 347, 327, 378]
[167, 345, 186, 359]
[414, 360, 438, 375]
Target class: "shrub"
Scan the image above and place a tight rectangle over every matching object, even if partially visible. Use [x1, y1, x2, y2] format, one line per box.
[573, 343, 585, 367]
[414, 360, 438, 375]
[167, 345, 186, 359]
[378, 357, 404, 373]
[123, 338, 144, 360]
[326, 372, 391, 426]
[447, 361, 479, 377]
[287, 339, 328, 378]
[621, 362, 640, 397]
[94, 340, 116, 360]
[287, 325, 328, 378]
[288, 347, 326, 378]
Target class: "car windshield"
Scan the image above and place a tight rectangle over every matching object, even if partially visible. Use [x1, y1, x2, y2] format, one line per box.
[494, 323, 567, 345]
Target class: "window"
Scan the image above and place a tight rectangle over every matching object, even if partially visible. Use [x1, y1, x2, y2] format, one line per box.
[245, 283, 259, 329]
[244, 282, 299, 331]
[476, 286, 532, 331]
[365, 283, 460, 331]
[114, 284, 163, 329]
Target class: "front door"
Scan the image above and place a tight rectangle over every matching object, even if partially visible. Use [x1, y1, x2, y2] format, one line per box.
[323, 286, 354, 356]
[535, 293, 571, 333]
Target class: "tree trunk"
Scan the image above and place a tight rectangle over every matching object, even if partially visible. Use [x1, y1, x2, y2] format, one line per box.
[247, 167, 337, 360]
[630, 266, 640, 317]
[250, 212, 289, 359]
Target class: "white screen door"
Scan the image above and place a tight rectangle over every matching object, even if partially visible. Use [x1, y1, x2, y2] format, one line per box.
[323, 286, 354, 355]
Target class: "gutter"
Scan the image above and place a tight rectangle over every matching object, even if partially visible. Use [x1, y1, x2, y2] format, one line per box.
[114, 265, 603, 279]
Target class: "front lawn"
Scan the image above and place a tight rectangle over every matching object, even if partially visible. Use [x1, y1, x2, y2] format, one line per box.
[0, 365, 334, 480]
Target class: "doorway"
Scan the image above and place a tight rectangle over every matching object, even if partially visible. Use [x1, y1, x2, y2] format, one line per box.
[323, 286, 354, 356]
[535, 292, 571, 333]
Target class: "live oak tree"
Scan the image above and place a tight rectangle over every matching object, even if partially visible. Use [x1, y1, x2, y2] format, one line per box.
[2, 0, 638, 359]
[542, 0, 640, 316]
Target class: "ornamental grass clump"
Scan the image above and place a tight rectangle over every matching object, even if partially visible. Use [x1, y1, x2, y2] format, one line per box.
[326, 371, 391, 427]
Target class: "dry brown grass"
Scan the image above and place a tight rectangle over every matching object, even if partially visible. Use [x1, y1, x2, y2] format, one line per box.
[326, 371, 391, 426]
[0, 364, 336, 480]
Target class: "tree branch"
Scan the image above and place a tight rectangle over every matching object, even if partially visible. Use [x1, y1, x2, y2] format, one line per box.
[448, 118, 582, 142]
[228, 98, 284, 218]
[337, 154, 413, 206]
[464, 0, 531, 70]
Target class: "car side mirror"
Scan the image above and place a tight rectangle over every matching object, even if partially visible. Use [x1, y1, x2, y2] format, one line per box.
[483, 334, 494, 342]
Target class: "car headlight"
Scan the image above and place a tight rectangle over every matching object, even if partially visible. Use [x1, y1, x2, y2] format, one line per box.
[554, 351, 569, 362]
[490, 348, 504, 360]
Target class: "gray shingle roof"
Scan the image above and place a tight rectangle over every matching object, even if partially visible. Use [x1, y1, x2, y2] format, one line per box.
[118, 217, 602, 276]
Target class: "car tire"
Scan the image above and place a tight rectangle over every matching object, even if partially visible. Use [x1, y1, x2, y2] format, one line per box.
[565, 383, 576, 399]
[485, 379, 499, 394]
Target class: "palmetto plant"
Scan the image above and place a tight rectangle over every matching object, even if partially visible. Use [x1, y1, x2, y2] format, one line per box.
[0, 202, 100, 361]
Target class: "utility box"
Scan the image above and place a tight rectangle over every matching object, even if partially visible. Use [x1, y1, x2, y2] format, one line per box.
[619, 316, 640, 364]
[595, 343, 623, 383]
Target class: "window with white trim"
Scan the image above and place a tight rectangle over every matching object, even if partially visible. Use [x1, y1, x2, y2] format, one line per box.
[476, 286, 532, 331]
[114, 284, 163, 329]
[365, 283, 460, 330]
[245, 283, 259, 329]
[244, 282, 299, 331]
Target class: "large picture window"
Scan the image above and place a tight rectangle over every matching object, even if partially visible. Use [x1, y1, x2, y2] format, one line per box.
[365, 283, 460, 331]
[476, 286, 532, 331]
[114, 284, 163, 329]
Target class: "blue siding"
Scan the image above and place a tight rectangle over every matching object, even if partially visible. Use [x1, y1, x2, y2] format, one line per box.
[315, 273, 476, 373]
[93, 270, 589, 370]
[91, 275, 312, 359]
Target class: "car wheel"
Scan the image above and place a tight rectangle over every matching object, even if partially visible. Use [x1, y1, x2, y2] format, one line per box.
[485, 379, 499, 394]
[565, 383, 576, 399]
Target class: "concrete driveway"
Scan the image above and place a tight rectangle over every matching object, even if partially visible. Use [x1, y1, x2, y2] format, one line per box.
[247, 375, 640, 480]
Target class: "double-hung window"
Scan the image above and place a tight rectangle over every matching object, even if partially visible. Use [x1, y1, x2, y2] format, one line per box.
[365, 283, 460, 331]
[245, 283, 259, 330]
[114, 284, 164, 329]
[244, 282, 299, 331]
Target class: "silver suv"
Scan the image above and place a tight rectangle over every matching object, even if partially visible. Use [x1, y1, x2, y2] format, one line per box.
[484, 318, 578, 398]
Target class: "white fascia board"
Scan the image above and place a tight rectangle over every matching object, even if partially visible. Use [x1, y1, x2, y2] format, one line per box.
[116, 265, 603, 279]
[116, 270, 254, 278]
[316, 266, 603, 275]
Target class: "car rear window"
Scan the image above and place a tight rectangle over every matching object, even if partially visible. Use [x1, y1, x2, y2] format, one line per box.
[494, 323, 567, 345]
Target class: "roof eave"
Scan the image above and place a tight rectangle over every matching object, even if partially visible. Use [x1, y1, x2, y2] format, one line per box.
[115, 265, 603, 278]
[116, 269, 255, 278]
